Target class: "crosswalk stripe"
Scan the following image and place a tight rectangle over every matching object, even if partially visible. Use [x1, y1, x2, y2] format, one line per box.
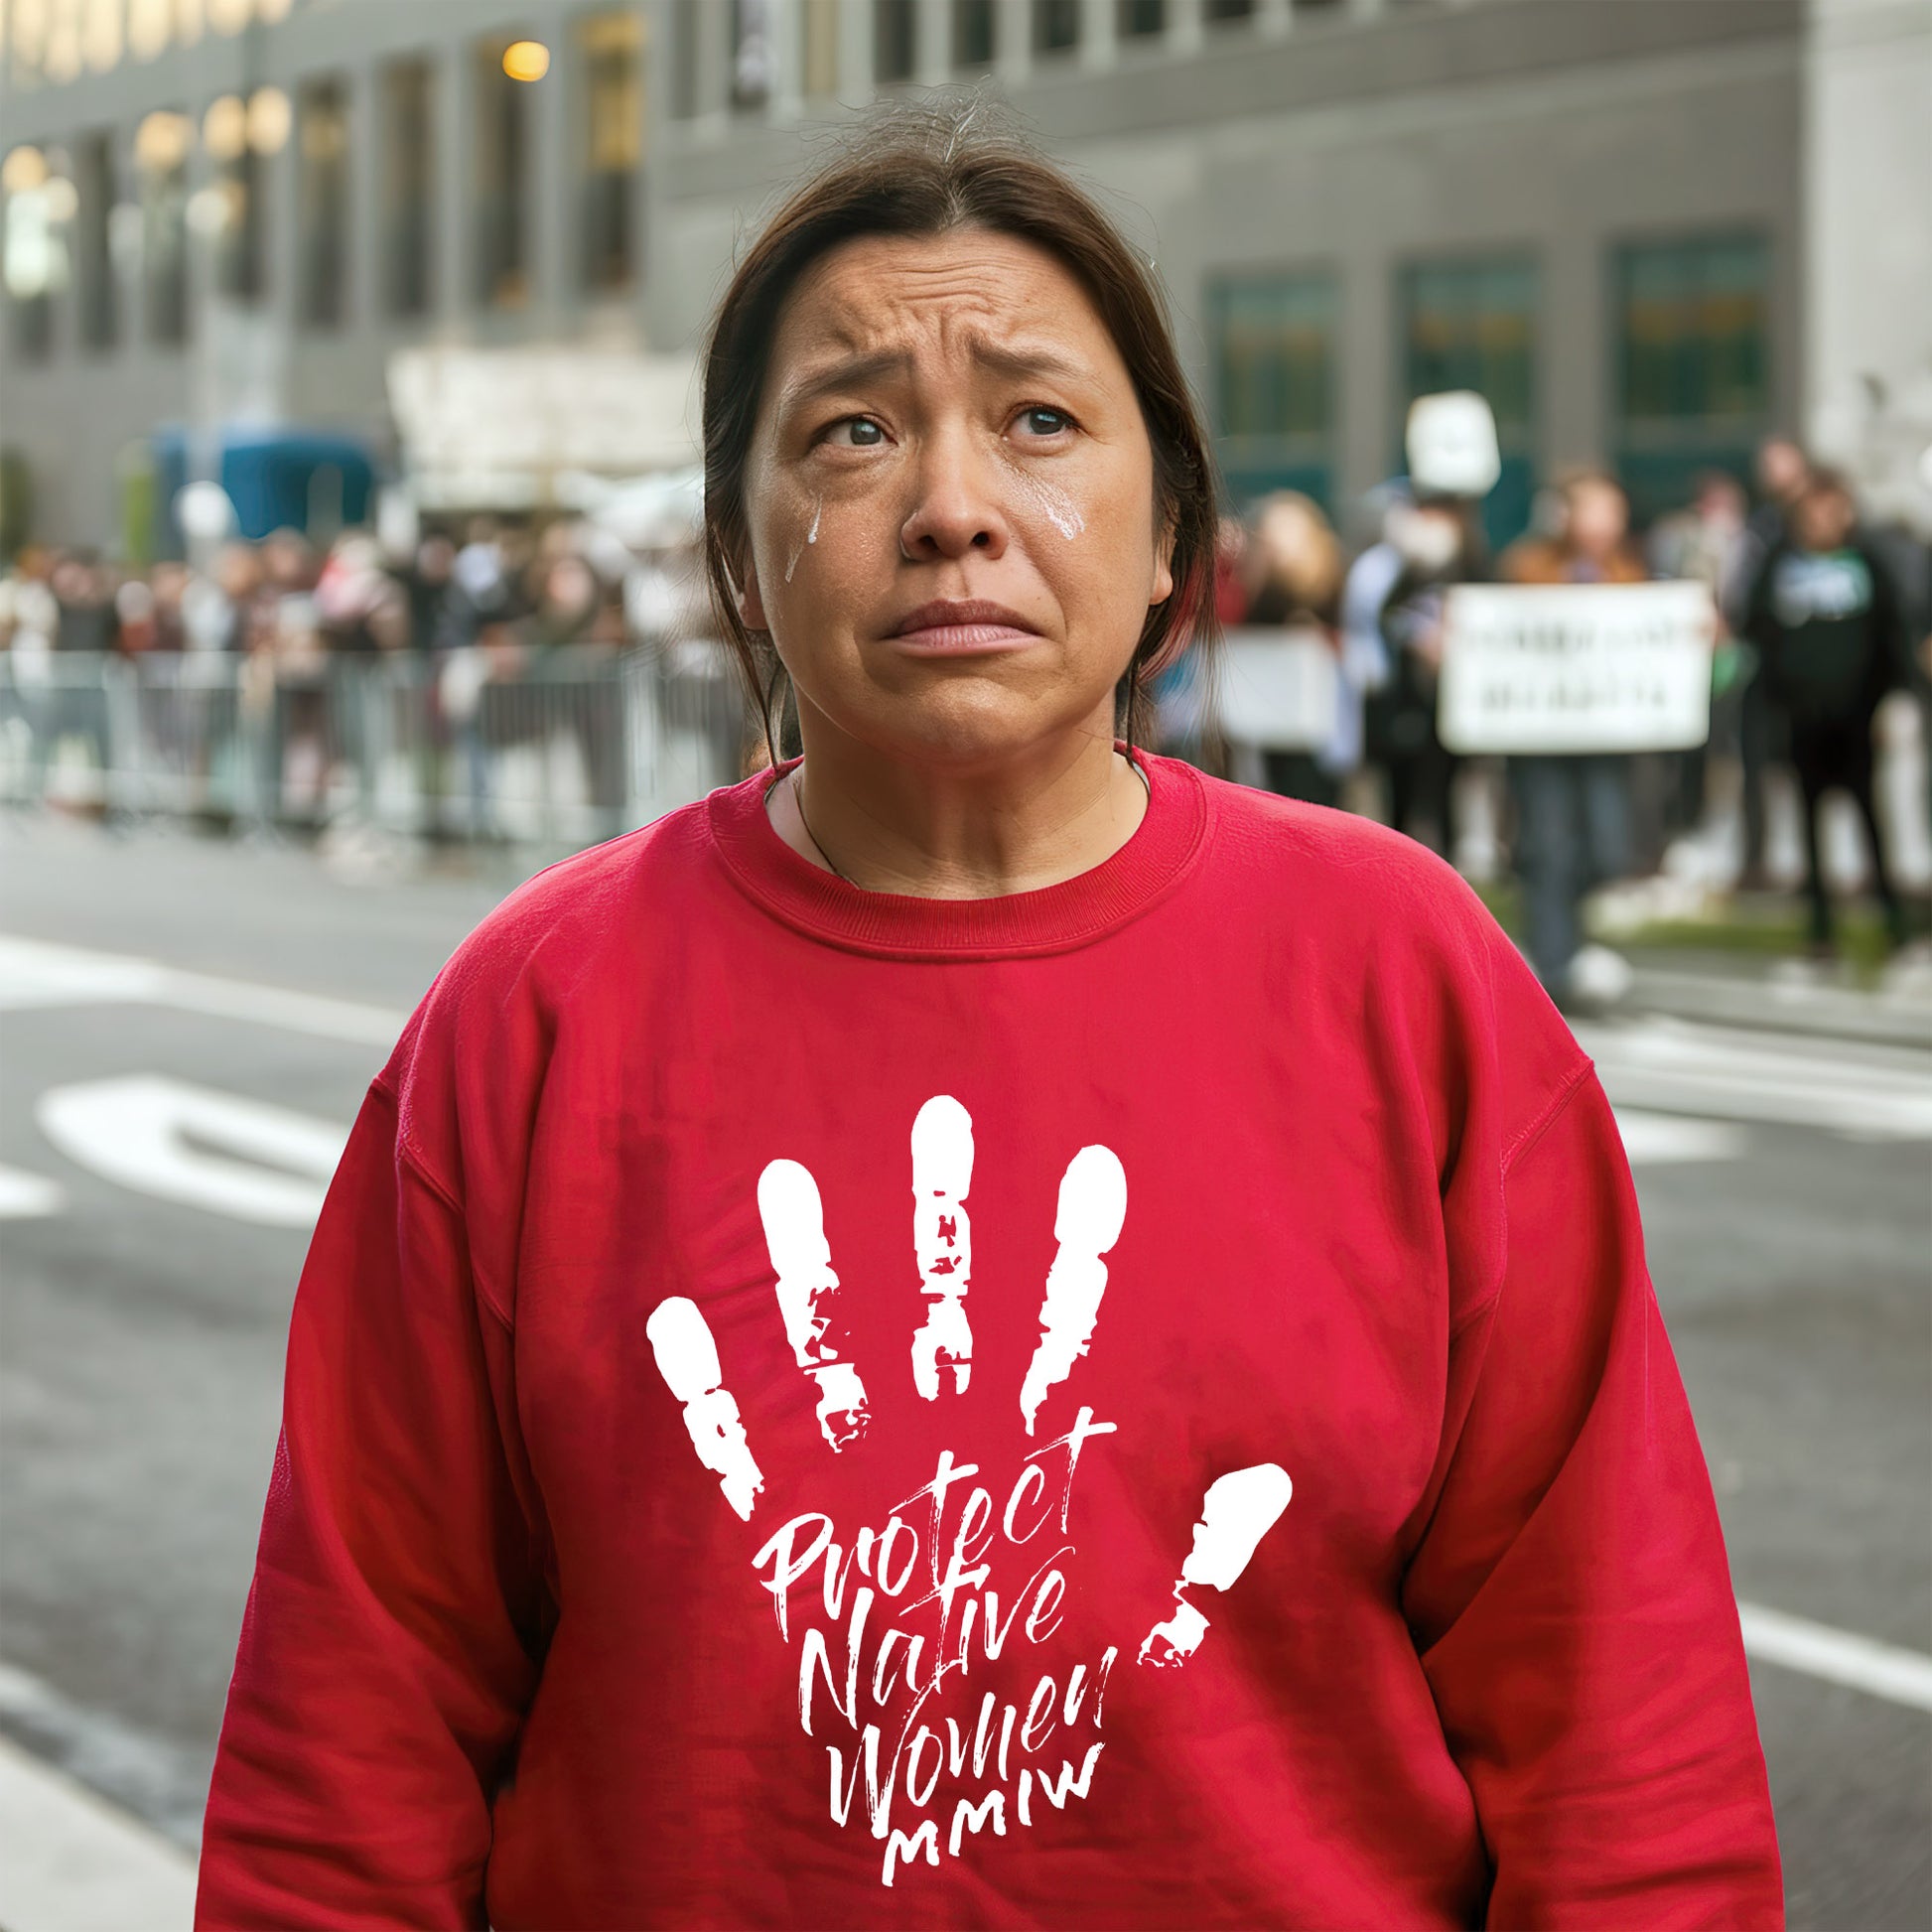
[0, 934, 405, 1044]
[0, 1731, 196, 1931]
[1737, 1601, 1932, 1713]
[1578, 1015, 1932, 1140]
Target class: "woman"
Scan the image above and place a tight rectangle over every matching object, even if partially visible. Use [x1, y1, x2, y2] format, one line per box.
[1500, 469, 1650, 1008]
[1237, 488, 1345, 807]
[197, 107, 1781, 1929]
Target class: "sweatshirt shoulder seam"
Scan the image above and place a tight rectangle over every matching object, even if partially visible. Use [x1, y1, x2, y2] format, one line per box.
[375, 1073, 517, 1335]
[1449, 1057, 1596, 1343]
[1500, 1054, 1594, 1178]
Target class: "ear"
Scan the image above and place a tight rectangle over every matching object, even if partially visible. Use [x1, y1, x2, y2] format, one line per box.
[1149, 511, 1177, 608]
[737, 554, 768, 632]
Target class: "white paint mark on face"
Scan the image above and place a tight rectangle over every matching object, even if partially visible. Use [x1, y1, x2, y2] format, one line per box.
[1019, 1144, 1126, 1434]
[1003, 461, 1086, 540]
[909, 1094, 975, 1399]
[645, 1296, 765, 1522]
[1139, 1462, 1293, 1667]
[783, 495, 825, 584]
[759, 1158, 872, 1449]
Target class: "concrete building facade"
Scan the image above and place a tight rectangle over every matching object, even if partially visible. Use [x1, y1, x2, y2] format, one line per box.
[2, 0, 1926, 552]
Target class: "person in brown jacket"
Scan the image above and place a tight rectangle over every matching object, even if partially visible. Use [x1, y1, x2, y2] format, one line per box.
[1499, 469, 1647, 1008]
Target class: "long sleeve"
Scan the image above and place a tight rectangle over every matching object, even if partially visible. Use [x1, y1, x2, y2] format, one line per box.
[196, 1075, 549, 1929]
[1402, 1067, 1783, 1930]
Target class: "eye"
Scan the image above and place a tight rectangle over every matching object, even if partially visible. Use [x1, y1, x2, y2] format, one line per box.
[823, 416, 886, 448]
[1015, 406, 1073, 439]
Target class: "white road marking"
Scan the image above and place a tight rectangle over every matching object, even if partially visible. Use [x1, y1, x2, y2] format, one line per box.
[1580, 1015, 1932, 1140]
[1613, 1108, 1749, 1166]
[0, 1164, 67, 1218]
[0, 1732, 196, 1931]
[1736, 1601, 1932, 1713]
[37, 1076, 348, 1227]
[0, 933, 406, 1043]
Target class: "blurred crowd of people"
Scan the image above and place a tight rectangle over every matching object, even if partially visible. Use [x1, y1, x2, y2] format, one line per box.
[3, 439, 1929, 1004]
[0, 514, 689, 672]
[0, 510, 714, 836]
[1177, 436, 1932, 1006]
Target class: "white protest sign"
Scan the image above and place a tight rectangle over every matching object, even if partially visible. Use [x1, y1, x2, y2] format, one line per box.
[1438, 582, 1716, 755]
[1406, 392, 1501, 499]
[1216, 627, 1340, 752]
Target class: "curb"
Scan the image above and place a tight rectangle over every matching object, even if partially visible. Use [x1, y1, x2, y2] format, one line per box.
[1624, 964, 1932, 1051]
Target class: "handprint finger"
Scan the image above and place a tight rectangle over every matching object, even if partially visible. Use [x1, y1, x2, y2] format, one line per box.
[1139, 1463, 1292, 1667]
[645, 1296, 765, 1522]
[910, 1094, 975, 1400]
[759, 1158, 871, 1450]
[1019, 1144, 1127, 1435]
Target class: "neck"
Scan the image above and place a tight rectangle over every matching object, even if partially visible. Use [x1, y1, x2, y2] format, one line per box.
[766, 701, 1149, 899]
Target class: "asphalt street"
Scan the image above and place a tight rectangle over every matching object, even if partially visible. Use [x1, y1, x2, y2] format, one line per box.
[1, 810, 1927, 1929]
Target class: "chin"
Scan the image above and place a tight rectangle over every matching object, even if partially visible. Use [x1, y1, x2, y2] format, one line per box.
[852, 681, 1103, 770]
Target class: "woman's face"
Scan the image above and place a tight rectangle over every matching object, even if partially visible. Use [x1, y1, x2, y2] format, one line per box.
[738, 228, 1174, 768]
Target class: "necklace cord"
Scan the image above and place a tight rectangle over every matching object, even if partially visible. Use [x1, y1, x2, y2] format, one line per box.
[791, 752, 1149, 889]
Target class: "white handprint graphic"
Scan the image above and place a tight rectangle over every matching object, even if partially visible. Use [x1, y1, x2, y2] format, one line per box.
[646, 1095, 1291, 1887]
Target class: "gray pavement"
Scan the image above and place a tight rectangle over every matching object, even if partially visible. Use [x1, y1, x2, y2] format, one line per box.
[1, 810, 1927, 1928]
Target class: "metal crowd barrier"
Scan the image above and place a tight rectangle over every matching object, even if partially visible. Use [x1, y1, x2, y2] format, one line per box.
[0, 641, 753, 851]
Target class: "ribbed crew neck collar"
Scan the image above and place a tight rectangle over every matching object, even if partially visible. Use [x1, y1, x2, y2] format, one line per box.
[705, 749, 1207, 960]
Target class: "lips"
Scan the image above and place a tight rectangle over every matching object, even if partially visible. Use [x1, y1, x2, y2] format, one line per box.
[889, 599, 1043, 654]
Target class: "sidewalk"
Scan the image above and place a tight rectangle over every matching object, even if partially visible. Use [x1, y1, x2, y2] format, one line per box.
[1619, 948, 1932, 1050]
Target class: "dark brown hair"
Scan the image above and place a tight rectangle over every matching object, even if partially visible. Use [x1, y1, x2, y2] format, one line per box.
[699, 96, 1219, 763]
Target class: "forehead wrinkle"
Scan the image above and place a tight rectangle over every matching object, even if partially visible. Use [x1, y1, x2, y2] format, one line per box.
[777, 327, 1101, 417]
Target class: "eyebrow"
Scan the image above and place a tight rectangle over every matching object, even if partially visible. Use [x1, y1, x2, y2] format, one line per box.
[773, 340, 1096, 419]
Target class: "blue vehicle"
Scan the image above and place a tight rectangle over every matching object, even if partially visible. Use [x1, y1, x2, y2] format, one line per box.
[150, 426, 377, 553]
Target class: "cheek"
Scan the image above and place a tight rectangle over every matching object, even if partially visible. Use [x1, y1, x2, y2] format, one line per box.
[1020, 464, 1160, 632]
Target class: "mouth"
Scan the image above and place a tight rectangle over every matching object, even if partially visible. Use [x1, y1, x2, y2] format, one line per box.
[887, 599, 1044, 656]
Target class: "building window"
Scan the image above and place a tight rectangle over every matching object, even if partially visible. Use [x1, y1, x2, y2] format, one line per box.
[1613, 231, 1769, 518]
[1208, 269, 1336, 510]
[381, 59, 434, 319]
[732, 0, 770, 108]
[580, 11, 641, 293]
[1119, 0, 1166, 36]
[128, 0, 173, 61]
[2, 146, 65, 362]
[1205, 0, 1254, 21]
[75, 129, 118, 348]
[474, 38, 530, 308]
[297, 76, 349, 328]
[670, 0, 700, 118]
[801, 0, 841, 95]
[1399, 255, 1539, 545]
[1034, 0, 1080, 55]
[953, 0, 993, 68]
[204, 94, 265, 302]
[43, 0, 82, 82]
[876, 0, 914, 82]
[134, 109, 191, 345]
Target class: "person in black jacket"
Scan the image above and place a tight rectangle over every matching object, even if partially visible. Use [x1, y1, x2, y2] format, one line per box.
[1742, 468, 1914, 954]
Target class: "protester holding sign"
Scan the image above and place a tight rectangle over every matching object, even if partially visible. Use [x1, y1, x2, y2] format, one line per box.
[1498, 469, 1648, 1007]
[1363, 491, 1485, 856]
[1741, 467, 1915, 956]
[1237, 490, 1345, 805]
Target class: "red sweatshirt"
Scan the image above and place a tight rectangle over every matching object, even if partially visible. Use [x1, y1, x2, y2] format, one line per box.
[197, 753, 1781, 1930]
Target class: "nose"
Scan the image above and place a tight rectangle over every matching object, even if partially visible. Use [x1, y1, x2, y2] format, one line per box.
[898, 425, 1010, 562]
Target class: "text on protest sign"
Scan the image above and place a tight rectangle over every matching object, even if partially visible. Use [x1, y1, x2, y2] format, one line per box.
[1437, 582, 1716, 755]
